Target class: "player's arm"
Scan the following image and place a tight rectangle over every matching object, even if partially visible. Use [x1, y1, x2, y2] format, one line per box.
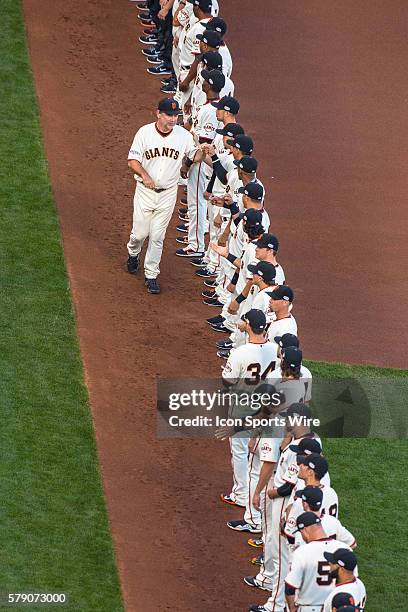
[127, 159, 155, 190]
[209, 242, 241, 268]
[210, 154, 229, 184]
[173, 0, 186, 26]
[179, 56, 200, 90]
[228, 278, 254, 314]
[336, 520, 357, 548]
[285, 559, 302, 612]
[252, 460, 276, 510]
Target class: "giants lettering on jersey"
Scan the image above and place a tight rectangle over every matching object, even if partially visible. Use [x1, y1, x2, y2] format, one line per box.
[144, 147, 180, 160]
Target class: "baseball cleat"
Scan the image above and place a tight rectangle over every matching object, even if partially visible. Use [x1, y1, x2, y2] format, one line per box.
[195, 267, 217, 278]
[217, 349, 231, 359]
[147, 65, 173, 76]
[143, 27, 159, 35]
[139, 34, 159, 45]
[204, 279, 217, 288]
[178, 207, 188, 215]
[146, 56, 163, 65]
[160, 84, 177, 94]
[228, 521, 262, 534]
[243, 576, 267, 589]
[211, 323, 231, 333]
[145, 278, 160, 294]
[179, 196, 188, 204]
[202, 289, 215, 298]
[216, 339, 233, 350]
[220, 493, 245, 507]
[176, 223, 189, 233]
[203, 297, 223, 307]
[175, 248, 204, 258]
[138, 14, 154, 22]
[251, 555, 264, 566]
[248, 606, 267, 612]
[190, 257, 206, 267]
[178, 213, 189, 221]
[248, 538, 264, 548]
[161, 77, 172, 85]
[141, 47, 160, 56]
[176, 236, 189, 244]
[207, 315, 225, 325]
[127, 254, 139, 274]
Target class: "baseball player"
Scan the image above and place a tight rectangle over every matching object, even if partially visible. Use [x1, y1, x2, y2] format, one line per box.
[176, 69, 224, 258]
[221, 310, 279, 510]
[293, 487, 356, 550]
[323, 549, 366, 611]
[206, 17, 233, 77]
[279, 513, 354, 612]
[266, 346, 312, 408]
[329, 592, 364, 612]
[126, 98, 205, 293]
[266, 286, 298, 347]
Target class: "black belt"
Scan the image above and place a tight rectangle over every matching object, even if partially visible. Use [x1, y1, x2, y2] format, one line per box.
[181, 64, 191, 70]
[153, 188, 167, 193]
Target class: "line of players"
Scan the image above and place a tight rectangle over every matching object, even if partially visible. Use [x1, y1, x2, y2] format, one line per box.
[132, 1, 368, 610]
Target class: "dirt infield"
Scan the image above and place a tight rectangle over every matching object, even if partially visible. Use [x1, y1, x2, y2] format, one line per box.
[23, 0, 408, 610]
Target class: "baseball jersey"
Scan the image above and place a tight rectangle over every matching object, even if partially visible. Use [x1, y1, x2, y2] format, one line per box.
[323, 578, 366, 611]
[219, 43, 233, 77]
[273, 434, 322, 489]
[237, 175, 266, 212]
[192, 73, 235, 120]
[192, 100, 220, 142]
[295, 515, 356, 549]
[266, 314, 298, 345]
[222, 342, 279, 419]
[128, 123, 196, 189]
[286, 539, 353, 607]
[259, 436, 282, 463]
[179, 18, 212, 68]
[245, 265, 286, 313]
[267, 364, 312, 403]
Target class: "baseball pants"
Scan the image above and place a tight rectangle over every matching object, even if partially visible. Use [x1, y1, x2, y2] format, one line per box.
[256, 495, 290, 609]
[127, 183, 178, 279]
[229, 434, 249, 507]
[187, 161, 208, 254]
[244, 440, 262, 529]
[202, 204, 222, 272]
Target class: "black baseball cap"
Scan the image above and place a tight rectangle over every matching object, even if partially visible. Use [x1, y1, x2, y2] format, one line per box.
[201, 50, 223, 71]
[324, 549, 358, 571]
[280, 403, 313, 419]
[187, 0, 213, 10]
[289, 437, 322, 454]
[282, 346, 303, 368]
[266, 285, 294, 302]
[332, 593, 357, 609]
[297, 453, 328, 479]
[201, 69, 225, 92]
[253, 233, 279, 251]
[294, 511, 321, 532]
[226, 134, 253, 154]
[243, 208, 263, 228]
[158, 98, 180, 116]
[197, 30, 221, 49]
[295, 485, 323, 508]
[216, 123, 244, 138]
[233, 156, 258, 174]
[243, 309, 267, 332]
[212, 96, 240, 114]
[206, 16, 227, 36]
[274, 333, 299, 349]
[238, 182, 263, 201]
[247, 261, 277, 283]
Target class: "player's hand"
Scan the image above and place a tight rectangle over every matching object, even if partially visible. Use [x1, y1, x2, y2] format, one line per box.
[228, 300, 239, 315]
[179, 80, 189, 93]
[173, 36, 179, 47]
[217, 234, 228, 247]
[237, 320, 246, 332]
[252, 491, 261, 511]
[210, 242, 228, 257]
[223, 193, 233, 205]
[180, 164, 189, 179]
[267, 486, 278, 499]
[248, 436, 257, 453]
[158, 7, 169, 19]
[214, 425, 234, 441]
[214, 213, 222, 227]
[203, 191, 212, 200]
[142, 174, 155, 190]
[206, 144, 216, 156]
[226, 282, 236, 293]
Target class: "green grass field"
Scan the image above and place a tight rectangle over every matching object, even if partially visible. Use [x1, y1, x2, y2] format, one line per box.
[0, 2, 123, 610]
[1, 1, 407, 611]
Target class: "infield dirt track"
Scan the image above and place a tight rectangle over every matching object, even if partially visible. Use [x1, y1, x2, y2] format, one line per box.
[23, 0, 408, 610]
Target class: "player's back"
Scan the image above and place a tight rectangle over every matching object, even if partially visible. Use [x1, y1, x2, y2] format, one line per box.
[222, 341, 278, 386]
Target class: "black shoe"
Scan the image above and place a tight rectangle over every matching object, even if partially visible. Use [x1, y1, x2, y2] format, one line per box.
[178, 206, 188, 215]
[146, 56, 163, 65]
[190, 257, 206, 267]
[180, 196, 188, 205]
[145, 277, 160, 294]
[176, 223, 189, 233]
[141, 47, 161, 57]
[139, 34, 159, 45]
[178, 212, 189, 222]
[161, 77, 172, 85]
[203, 297, 223, 307]
[211, 323, 230, 333]
[127, 254, 139, 274]
[196, 267, 217, 278]
[147, 64, 172, 76]
[202, 289, 216, 298]
[207, 315, 225, 325]
[160, 83, 177, 94]
[143, 27, 159, 36]
[216, 339, 233, 350]
[204, 278, 217, 288]
[217, 349, 231, 359]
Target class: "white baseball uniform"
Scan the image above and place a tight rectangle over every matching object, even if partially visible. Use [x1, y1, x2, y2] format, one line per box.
[284, 484, 339, 542]
[267, 314, 298, 347]
[295, 514, 356, 549]
[323, 578, 366, 611]
[219, 42, 233, 77]
[127, 122, 196, 278]
[222, 341, 280, 507]
[285, 539, 354, 612]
